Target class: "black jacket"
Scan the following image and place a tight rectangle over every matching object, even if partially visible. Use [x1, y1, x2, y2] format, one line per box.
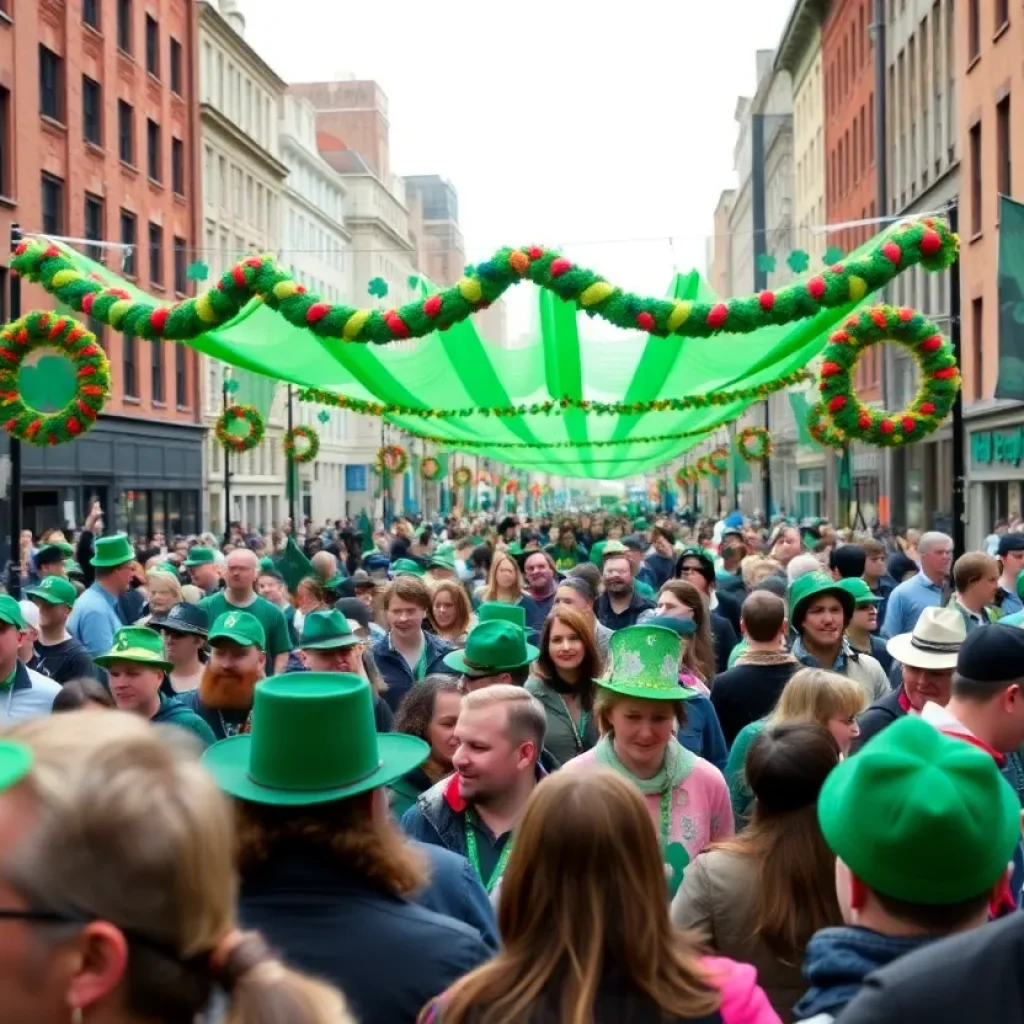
[710, 610, 739, 675]
[595, 589, 655, 631]
[239, 851, 491, 1024]
[372, 631, 458, 713]
[710, 658, 799, 746]
[836, 910, 1024, 1024]
[33, 636, 96, 684]
[851, 687, 906, 753]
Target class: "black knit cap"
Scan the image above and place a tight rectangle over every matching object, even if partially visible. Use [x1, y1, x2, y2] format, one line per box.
[956, 624, 1024, 683]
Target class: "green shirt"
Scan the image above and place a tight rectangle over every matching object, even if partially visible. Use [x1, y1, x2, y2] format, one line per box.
[198, 592, 293, 672]
[634, 578, 656, 601]
[726, 719, 767, 828]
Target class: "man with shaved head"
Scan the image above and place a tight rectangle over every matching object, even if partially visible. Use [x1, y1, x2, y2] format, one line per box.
[198, 547, 292, 675]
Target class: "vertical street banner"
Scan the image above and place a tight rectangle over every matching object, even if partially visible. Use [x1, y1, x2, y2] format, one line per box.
[996, 196, 1024, 401]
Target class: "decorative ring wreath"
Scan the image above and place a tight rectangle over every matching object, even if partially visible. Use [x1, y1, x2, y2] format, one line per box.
[0, 312, 111, 446]
[817, 304, 960, 448]
[453, 466, 473, 488]
[709, 446, 729, 476]
[216, 404, 264, 453]
[806, 400, 847, 450]
[674, 466, 699, 487]
[374, 444, 408, 475]
[283, 425, 319, 464]
[736, 426, 772, 463]
[421, 456, 441, 481]
[504, 479, 520, 494]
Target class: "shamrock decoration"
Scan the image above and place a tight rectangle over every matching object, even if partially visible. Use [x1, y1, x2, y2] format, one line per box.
[367, 277, 389, 299]
[463, 264, 475, 277]
[787, 249, 811, 274]
[665, 842, 690, 898]
[223, 378, 240, 395]
[407, 275, 420, 290]
[823, 245, 845, 266]
[317, 409, 330, 424]
[186, 260, 209, 281]
[755, 252, 777, 274]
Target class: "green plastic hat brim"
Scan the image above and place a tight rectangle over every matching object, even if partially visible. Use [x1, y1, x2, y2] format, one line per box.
[300, 633, 361, 651]
[596, 680, 699, 702]
[0, 740, 32, 791]
[203, 731, 429, 806]
[24, 586, 70, 607]
[93, 649, 174, 673]
[209, 628, 262, 650]
[443, 642, 540, 676]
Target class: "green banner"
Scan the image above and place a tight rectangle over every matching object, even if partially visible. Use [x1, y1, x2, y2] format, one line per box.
[789, 390, 815, 447]
[997, 196, 1024, 401]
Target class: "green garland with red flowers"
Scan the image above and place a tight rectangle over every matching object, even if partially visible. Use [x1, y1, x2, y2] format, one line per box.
[736, 426, 772, 463]
[216, 404, 264, 453]
[696, 447, 729, 478]
[374, 444, 408, 476]
[421, 456, 441, 481]
[283, 425, 319, 464]
[0, 311, 111, 446]
[807, 400, 846, 450]
[453, 466, 473, 488]
[675, 465, 701, 487]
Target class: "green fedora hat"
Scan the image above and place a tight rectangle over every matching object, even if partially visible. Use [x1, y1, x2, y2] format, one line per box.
[477, 601, 527, 630]
[90, 533, 135, 568]
[25, 575, 77, 608]
[390, 558, 425, 578]
[598, 625, 685, 701]
[788, 570, 856, 631]
[443, 620, 539, 676]
[836, 577, 882, 606]
[299, 609, 360, 650]
[94, 626, 173, 672]
[202, 673, 429, 806]
[184, 546, 217, 567]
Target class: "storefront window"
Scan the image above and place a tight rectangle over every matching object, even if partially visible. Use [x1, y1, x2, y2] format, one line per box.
[130, 491, 149, 543]
[166, 491, 182, 538]
[182, 491, 198, 535]
[151, 491, 167, 539]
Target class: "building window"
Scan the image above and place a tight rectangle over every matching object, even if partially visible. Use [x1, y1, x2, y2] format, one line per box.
[173, 236, 187, 294]
[148, 221, 163, 286]
[169, 38, 182, 95]
[151, 340, 164, 403]
[145, 14, 158, 76]
[118, 100, 134, 166]
[175, 343, 187, 407]
[39, 46, 63, 121]
[82, 0, 99, 29]
[972, 297, 984, 401]
[968, 0, 980, 60]
[82, 75, 102, 144]
[123, 335, 138, 398]
[0, 87, 9, 198]
[995, 0, 1009, 31]
[117, 0, 132, 53]
[119, 209, 137, 275]
[84, 194, 103, 261]
[997, 96, 1011, 196]
[171, 137, 185, 196]
[41, 173, 63, 234]
[147, 118, 161, 181]
[969, 121, 982, 234]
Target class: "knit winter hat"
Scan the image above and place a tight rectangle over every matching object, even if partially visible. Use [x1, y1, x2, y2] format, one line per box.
[818, 716, 1021, 905]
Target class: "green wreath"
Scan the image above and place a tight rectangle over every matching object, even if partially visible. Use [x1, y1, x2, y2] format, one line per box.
[807, 400, 846, 450]
[817, 304, 960, 447]
[0, 312, 111, 445]
[736, 426, 772, 463]
[706, 446, 729, 476]
[283, 425, 319, 464]
[421, 456, 441, 481]
[674, 466, 699, 487]
[375, 444, 408, 475]
[216, 404, 264, 453]
[453, 466, 473, 487]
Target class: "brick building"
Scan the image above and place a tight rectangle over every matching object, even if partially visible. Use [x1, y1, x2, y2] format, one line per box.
[0, 0, 204, 547]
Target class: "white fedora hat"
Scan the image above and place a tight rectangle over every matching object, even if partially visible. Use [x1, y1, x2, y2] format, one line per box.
[886, 606, 966, 670]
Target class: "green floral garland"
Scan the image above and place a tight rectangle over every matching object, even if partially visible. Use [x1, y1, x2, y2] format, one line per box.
[375, 444, 408, 475]
[453, 466, 473, 487]
[818, 304, 961, 447]
[807, 400, 846, 450]
[283, 425, 319, 464]
[421, 456, 441, 480]
[0, 311, 111, 446]
[675, 466, 700, 487]
[416, 420, 736, 450]
[216, 404, 264, 452]
[736, 426, 772, 463]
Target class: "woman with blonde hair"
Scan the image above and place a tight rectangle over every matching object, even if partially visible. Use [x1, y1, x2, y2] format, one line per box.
[423, 768, 779, 1024]
[428, 579, 475, 647]
[741, 554, 784, 591]
[139, 567, 183, 624]
[0, 711, 353, 1023]
[673, 723, 843, 1021]
[725, 667, 866, 826]
[479, 551, 525, 606]
[652, 580, 717, 684]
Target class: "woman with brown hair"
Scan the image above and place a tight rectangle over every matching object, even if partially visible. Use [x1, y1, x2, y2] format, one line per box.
[526, 606, 601, 764]
[0, 711, 352, 1023]
[479, 552, 526, 606]
[654, 580, 717, 684]
[672, 723, 843, 1021]
[428, 580, 475, 647]
[422, 768, 779, 1024]
[293, 576, 328, 635]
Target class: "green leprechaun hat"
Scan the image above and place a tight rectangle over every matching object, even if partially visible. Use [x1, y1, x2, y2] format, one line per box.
[90, 533, 135, 568]
[94, 626, 173, 673]
[598, 625, 685, 701]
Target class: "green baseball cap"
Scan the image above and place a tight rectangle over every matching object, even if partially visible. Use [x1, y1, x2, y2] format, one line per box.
[788, 571, 855, 632]
[477, 602, 527, 630]
[836, 577, 882, 606]
[443, 620, 539, 677]
[94, 626, 173, 672]
[25, 576, 78, 608]
[390, 558, 425, 578]
[90, 533, 134, 568]
[0, 740, 32, 792]
[209, 610, 266, 651]
[184, 546, 216, 567]
[598, 625, 686, 701]
[819, 716, 1021, 905]
[299, 609, 360, 651]
[0, 595, 25, 630]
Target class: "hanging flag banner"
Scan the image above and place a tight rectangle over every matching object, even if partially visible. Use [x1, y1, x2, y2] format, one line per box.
[996, 196, 1024, 401]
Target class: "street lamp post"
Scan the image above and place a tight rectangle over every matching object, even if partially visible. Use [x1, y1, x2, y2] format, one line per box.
[221, 367, 231, 545]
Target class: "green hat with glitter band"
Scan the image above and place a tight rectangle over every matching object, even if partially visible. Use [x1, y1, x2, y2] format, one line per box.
[94, 626, 173, 672]
[598, 625, 686, 701]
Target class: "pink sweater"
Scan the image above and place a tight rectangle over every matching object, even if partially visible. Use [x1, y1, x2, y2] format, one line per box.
[561, 748, 734, 861]
[705, 956, 784, 1024]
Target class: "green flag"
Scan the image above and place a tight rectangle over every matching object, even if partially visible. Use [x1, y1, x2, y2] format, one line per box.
[996, 196, 1024, 401]
[276, 536, 315, 592]
[357, 512, 375, 554]
[789, 390, 815, 447]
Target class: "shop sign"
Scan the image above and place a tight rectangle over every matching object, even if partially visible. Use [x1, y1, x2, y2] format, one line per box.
[971, 426, 1024, 469]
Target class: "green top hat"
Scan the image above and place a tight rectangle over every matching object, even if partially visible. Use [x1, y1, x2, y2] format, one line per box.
[427, 553, 457, 573]
[598, 625, 687, 701]
[209, 610, 266, 650]
[819, 716, 1021, 905]
[391, 558, 424, 578]
[0, 740, 32, 792]
[184, 546, 217, 567]
[836, 577, 882, 606]
[25, 576, 77, 608]
[90, 533, 135, 568]
[0, 595, 25, 630]
[94, 626, 173, 672]
[443, 620, 539, 676]
[299, 609, 360, 650]
[788, 571, 855, 632]
[477, 602, 527, 630]
[202, 673, 429, 806]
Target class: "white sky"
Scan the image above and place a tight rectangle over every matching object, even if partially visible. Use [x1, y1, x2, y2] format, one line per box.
[241, 0, 795, 336]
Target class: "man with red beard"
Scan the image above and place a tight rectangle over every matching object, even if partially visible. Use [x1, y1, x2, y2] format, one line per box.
[181, 610, 266, 740]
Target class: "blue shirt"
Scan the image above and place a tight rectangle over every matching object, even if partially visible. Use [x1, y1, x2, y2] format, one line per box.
[880, 572, 944, 639]
[67, 582, 123, 656]
[999, 584, 1024, 618]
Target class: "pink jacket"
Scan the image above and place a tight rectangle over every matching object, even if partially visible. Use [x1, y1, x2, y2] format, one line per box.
[705, 956, 784, 1024]
[561, 749, 734, 861]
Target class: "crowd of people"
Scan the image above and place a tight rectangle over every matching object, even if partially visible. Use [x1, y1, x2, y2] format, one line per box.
[2, 504, 1024, 1023]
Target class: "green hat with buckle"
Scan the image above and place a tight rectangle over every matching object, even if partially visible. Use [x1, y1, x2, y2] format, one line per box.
[477, 602, 527, 630]
[0, 595, 25, 630]
[202, 673, 429, 806]
[184, 546, 216, 567]
[837, 577, 882, 606]
[443, 620, 539, 676]
[90, 533, 135, 568]
[25, 575, 78, 608]
[299, 609, 360, 651]
[208, 610, 266, 651]
[94, 626, 173, 672]
[789, 570, 855, 632]
[598, 625, 685, 701]
[391, 558, 424, 578]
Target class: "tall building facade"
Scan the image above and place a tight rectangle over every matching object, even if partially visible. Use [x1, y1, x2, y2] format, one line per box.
[197, 0, 288, 534]
[0, 0, 204, 551]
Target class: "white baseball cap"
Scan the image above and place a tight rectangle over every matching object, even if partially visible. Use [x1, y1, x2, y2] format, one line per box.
[18, 600, 39, 631]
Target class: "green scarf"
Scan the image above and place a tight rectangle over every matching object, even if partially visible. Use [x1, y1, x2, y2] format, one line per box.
[594, 733, 695, 794]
